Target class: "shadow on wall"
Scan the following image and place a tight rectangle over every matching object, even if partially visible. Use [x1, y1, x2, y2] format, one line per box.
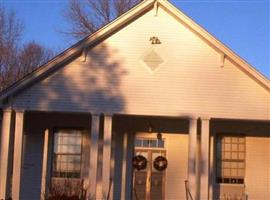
[19, 41, 128, 114]
[17, 41, 128, 200]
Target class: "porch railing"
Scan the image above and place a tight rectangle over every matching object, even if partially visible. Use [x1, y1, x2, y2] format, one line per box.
[106, 178, 113, 200]
[184, 180, 194, 200]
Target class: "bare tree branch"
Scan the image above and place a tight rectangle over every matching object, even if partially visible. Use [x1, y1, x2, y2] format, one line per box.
[63, 0, 142, 39]
[18, 42, 54, 75]
[0, 6, 54, 91]
[113, 0, 137, 16]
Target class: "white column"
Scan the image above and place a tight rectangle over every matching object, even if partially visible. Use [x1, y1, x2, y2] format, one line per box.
[12, 111, 24, 200]
[102, 115, 113, 199]
[88, 114, 100, 199]
[40, 129, 49, 200]
[200, 118, 210, 200]
[120, 132, 128, 200]
[188, 118, 197, 200]
[109, 127, 116, 200]
[209, 134, 215, 200]
[0, 109, 14, 199]
[125, 132, 134, 199]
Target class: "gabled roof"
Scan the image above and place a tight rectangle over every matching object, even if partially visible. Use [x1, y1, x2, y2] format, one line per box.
[0, 0, 269, 104]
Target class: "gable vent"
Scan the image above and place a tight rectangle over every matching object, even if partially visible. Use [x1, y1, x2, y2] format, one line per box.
[143, 50, 164, 71]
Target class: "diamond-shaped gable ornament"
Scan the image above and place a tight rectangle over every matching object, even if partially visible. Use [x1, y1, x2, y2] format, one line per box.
[143, 50, 163, 71]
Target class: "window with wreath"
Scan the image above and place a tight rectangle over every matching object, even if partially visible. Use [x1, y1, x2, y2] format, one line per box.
[216, 135, 245, 184]
[52, 129, 82, 178]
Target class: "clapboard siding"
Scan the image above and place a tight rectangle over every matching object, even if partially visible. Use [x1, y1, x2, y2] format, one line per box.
[165, 133, 188, 200]
[13, 6, 269, 120]
[245, 137, 270, 200]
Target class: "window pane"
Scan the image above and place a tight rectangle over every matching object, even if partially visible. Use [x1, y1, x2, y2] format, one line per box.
[232, 137, 238, 143]
[238, 162, 245, 168]
[231, 169, 237, 177]
[239, 144, 245, 151]
[225, 144, 231, 151]
[239, 152, 245, 160]
[62, 145, 68, 153]
[231, 162, 237, 168]
[239, 138, 245, 143]
[142, 140, 149, 147]
[238, 169, 245, 177]
[224, 137, 231, 143]
[224, 152, 231, 159]
[135, 139, 141, 147]
[231, 152, 238, 159]
[158, 140, 164, 148]
[232, 144, 238, 151]
[150, 140, 157, 147]
[223, 161, 230, 168]
[223, 169, 230, 177]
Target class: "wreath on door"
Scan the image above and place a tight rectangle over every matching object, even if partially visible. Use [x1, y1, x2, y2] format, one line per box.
[132, 155, 147, 171]
[153, 156, 168, 171]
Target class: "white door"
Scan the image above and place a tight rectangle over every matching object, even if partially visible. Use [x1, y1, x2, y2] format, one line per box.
[133, 138, 166, 200]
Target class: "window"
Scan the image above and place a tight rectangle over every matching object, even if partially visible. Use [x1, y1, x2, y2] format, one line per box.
[216, 136, 245, 184]
[135, 138, 165, 148]
[52, 129, 82, 178]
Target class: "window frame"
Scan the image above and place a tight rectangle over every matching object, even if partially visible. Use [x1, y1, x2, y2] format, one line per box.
[215, 134, 246, 185]
[134, 137, 165, 149]
[51, 128, 83, 179]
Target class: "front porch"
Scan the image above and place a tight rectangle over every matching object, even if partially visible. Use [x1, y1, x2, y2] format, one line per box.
[0, 110, 269, 200]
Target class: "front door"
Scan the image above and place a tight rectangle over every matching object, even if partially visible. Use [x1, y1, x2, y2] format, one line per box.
[133, 138, 166, 200]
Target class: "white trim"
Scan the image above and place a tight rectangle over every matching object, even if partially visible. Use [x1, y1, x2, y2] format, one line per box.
[88, 115, 100, 199]
[11, 111, 24, 200]
[40, 129, 49, 200]
[0, 110, 13, 199]
[209, 134, 215, 200]
[220, 53, 225, 68]
[120, 132, 128, 200]
[102, 115, 113, 198]
[188, 118, 198, 199]
[200, 118, 210, 200]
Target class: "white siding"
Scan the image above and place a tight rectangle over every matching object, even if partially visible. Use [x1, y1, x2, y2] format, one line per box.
[165, 133, 188, 200]
[245, 137, 270, 200]
[13, 7, 269, 119]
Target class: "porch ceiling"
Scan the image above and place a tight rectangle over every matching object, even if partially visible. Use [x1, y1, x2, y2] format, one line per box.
[211, 118, 270, 136]
[113, 114, 189, 134]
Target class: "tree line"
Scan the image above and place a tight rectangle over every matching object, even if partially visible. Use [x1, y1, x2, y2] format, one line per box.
[0, 6, 53, 91]
[0, 0, 141, 91]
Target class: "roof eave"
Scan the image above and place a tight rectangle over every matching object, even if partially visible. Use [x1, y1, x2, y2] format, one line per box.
[0, 0, 156, 103]
[159, 0, 270, 90]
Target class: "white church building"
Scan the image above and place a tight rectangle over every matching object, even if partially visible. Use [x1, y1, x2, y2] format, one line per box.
[0, 0, 269, 200]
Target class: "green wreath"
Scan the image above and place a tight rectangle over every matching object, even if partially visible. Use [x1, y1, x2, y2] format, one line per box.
[132, 155, 147, 171]
[153, 156, 168, 171]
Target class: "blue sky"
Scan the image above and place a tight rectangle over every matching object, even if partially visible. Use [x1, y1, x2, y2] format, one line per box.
[2, 0, 269, 79]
